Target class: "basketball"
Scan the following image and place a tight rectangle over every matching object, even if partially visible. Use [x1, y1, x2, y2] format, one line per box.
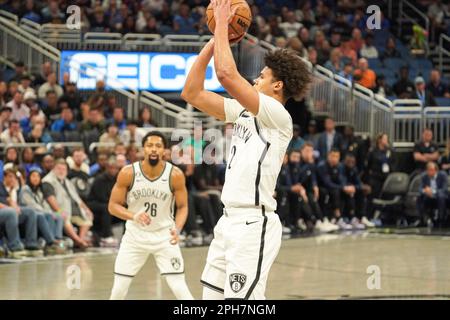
[206, 0, 252, 43]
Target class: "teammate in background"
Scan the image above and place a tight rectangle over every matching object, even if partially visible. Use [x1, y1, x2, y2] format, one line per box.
[108, 131, 193, 300]
[181, 0, 312, 300]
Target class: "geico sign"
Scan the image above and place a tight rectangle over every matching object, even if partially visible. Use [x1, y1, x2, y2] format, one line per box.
[61, 51, 224, 92]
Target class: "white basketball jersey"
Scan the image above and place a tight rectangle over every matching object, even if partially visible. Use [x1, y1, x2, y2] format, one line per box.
[126, 161, 175, 232]
[221, 93, 293, 212]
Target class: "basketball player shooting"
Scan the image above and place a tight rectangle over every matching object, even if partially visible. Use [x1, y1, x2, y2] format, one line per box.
[182, 0, 311, 300]
[108, 132, 193, 300]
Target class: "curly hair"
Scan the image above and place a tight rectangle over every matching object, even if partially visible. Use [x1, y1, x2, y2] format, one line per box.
[264, 49, 312, 100]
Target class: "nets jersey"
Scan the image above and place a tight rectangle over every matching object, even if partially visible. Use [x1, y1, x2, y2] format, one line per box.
[221, 93, 293, 212]
[126, 161, 175, 232]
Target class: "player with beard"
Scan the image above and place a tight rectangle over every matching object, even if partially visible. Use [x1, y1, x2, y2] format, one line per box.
[108, 131, 194, 300]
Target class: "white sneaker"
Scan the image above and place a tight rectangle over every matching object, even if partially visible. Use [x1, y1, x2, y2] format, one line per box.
[297, 219, 307, 231]
[323, 217, 339, 231]
[337, 218, 353, 230]
[350, 217, 366, 230]
[315, 220, 337, 233]
[282, 226, 292, 234]
[100, 237, 118, 248]
[361, 216, 375, 228]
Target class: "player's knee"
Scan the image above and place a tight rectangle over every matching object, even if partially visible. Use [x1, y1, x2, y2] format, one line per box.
[164, 274, 194, 300]
[201, 264, 225, 294]
[110, 275, 132, 300]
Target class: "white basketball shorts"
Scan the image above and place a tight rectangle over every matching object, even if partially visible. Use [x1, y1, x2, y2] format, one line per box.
[201, 206, 282, 299]
[114, 225, 185, 278]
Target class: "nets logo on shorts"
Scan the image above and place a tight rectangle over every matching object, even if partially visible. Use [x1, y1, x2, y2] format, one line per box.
[229, 273, 247, 293]
[171, 257, 181, 270]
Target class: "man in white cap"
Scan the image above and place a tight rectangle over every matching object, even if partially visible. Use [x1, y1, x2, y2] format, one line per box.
[412, 76, 437, 107]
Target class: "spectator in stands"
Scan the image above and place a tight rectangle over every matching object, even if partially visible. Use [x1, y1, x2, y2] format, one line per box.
[360, 34, 379, 59]
[439, 138, 450, 175]
[304, 119, 319, 147]
[138, 107, 156, 128]
[52, 143, 66, 160]
[142, 15, 159, 34]
[38, 72, 63, 100]
[316, 117, 343, 161]
[374, 75, 394, 98]
[111, 106, 127, 131]
[0, 106, 12, 132]
[126, 144, 141, 164]
[40, 0, 65, 24]
[298, 27, 312, 48]
[20, 0, 42, 24]
[0, 81, 7, 106]
[90, 6, 111, 32]
[275, 154, 294, 233]
[40, 154, 55, 176]
[366, 133, 396, 198]
[299, 143, 338, 233]
[61, 82, 84, 115]
[87, 156, 120, 247]
[122, 15, 137, 34]
[173, 3, 197, 35]
[339, 62, 354, 82]
[417, 161, 448, 228]
[121, 120, 144, 146]
[287, 124, 305, 152]
[90, 152, 109, 177]
[393, 66, 415, 98]
[280, 11, 303, 38]
[412, 76, 437, 107]
[26, 121, 52, 144]
[50, 106, 78, 133]
[324, 48, 344, 74]
[3, 146, 19, 170]
[99, 122, 122, 154]
[42, 159, 93, 249]
[155, 1, 174, 33]
[349, 28, 364, 53]
[314, 30, 330, 66]
[339, 41, 357, 66]
[427, 69, 450, 98]
[285, 37, 308, 58]
[67, 148, 90, 179]
[18, 73, 35, 96]
[42, 90, 62, 123]
[80, 107, 107, 134]
[7, 81, 19, 101]
[414, 128, 440, 172]
[20, 147, 39, 176]
[341, 153, 372, 229]
[8, 61, 26, 83]
[0, 168, 41, 257]
[317, 148, 353, 230]
[410, 25, 427, 57]
[23, 91, 41, 117]
[32, 62, 53, 87]
[6, 91, 29, 121]
[0, 203, 26, 258]
[114, 143, 127, 157]
[329, 30, 342, 49]
[353, 58, 376, 89]
[332, 12, 351, 38]
[427, 0, 450, 43]
[381, 37, 401, 60]
[0, 120, 25, 144]
[307, 47, 318, 66]
[19, 168, 66, 254]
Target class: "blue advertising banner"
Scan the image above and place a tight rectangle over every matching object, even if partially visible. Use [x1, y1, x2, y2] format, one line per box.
[60, 51, 225, 92]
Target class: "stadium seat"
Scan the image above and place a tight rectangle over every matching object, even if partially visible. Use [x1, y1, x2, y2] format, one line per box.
[404, 173, 423, 218]
[435, 97, 450, 107]
[49, 131, 63, 142]
[62, 131, 82, 142]
[372, 173, 410, 223]
[367, 58, 383, 69]
[383, 58, 406, 73]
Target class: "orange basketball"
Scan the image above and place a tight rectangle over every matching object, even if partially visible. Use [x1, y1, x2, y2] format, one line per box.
[206, 0, 252, 43]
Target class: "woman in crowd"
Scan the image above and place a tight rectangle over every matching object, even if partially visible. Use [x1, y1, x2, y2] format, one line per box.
[20, 167, 66, 254]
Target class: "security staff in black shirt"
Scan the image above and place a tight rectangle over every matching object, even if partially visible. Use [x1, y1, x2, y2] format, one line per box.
[413, 128, 439, 172]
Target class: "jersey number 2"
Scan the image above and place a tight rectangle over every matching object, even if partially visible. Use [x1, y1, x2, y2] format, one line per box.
[144, 202, 157, 217]
[228, 146, 237, 169]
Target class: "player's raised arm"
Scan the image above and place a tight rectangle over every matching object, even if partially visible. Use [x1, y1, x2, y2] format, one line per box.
[170, 166, 189, 244]
[181, 39, 226, 120]
[212, 0, 260, 115]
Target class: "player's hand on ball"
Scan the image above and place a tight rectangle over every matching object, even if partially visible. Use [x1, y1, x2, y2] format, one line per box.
[211, 0, 237, 24]
[133, 212, 151, 226]
[170, 228, 179, 245]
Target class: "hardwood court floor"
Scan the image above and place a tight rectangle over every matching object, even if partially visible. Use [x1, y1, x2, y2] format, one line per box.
[0, 232, 449, 300]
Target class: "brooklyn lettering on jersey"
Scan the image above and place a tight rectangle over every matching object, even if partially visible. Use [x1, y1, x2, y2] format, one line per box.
[131, 187, 170, 201]
[233, 123, 253, 143]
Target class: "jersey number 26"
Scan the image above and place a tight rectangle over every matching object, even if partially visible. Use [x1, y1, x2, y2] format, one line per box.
[144, 202, 157, 217]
